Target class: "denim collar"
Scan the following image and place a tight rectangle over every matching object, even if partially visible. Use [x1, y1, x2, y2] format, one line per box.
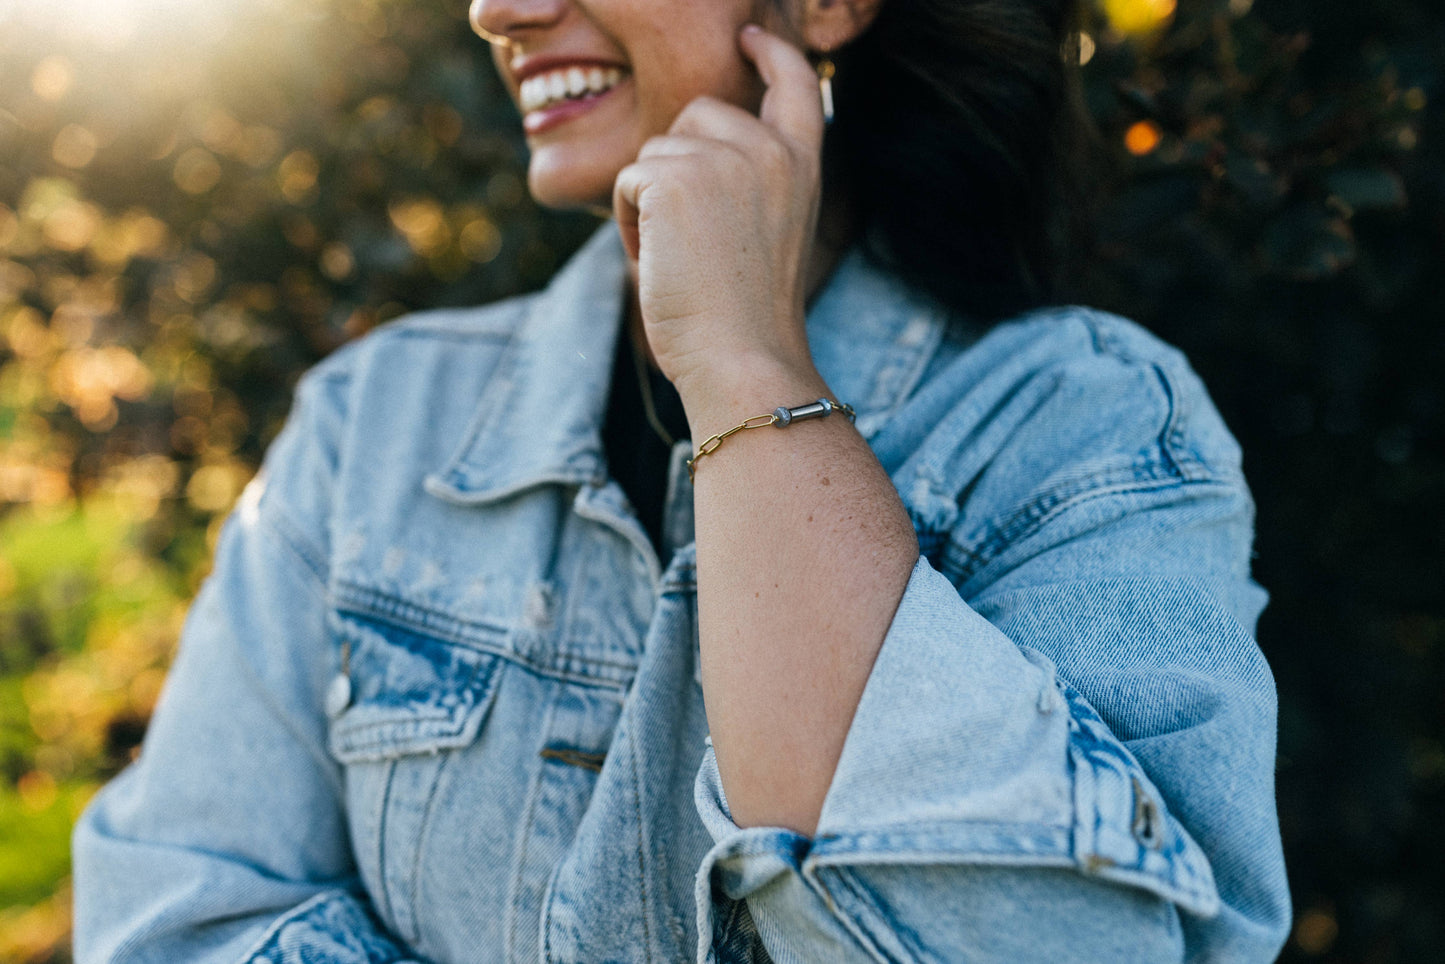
[425, 225, 947, 505]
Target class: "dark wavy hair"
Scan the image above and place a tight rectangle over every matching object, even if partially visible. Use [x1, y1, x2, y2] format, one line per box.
[825, 0, 1091, 321]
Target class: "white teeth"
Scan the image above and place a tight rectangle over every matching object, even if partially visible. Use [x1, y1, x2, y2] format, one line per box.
[519, 65, 626, 113]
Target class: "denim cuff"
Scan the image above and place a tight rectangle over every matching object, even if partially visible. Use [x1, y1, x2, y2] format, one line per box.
[692, 557, 1220, 961]
[241, 890, 420, 964]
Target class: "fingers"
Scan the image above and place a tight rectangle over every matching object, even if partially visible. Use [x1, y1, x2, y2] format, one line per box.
[666, 96, 764, 145]
[614, 25, 823, 268]
[612, 153, 705, 263]
[612, 161, 646, 264]
[638, 132, 744, 163]
[738, 24, 825, 154]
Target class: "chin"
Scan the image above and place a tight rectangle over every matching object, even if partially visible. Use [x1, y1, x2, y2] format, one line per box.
[526, 151, 624, 213]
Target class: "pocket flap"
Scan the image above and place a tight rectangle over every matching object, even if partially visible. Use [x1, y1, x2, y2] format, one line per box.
[327, 611, 505, 763]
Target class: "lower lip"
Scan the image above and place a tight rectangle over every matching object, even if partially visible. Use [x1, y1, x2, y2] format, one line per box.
[522, 80, 626, 136]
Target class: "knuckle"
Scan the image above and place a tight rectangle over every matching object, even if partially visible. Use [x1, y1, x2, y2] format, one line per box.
[638, 134, 666, 154]
[686, 94, 724, 113]
[758, 137, 791, 172]
[670, 98, 713, 132]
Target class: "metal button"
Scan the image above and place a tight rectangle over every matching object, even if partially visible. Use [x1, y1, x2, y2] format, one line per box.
[324, 673, 352, 718]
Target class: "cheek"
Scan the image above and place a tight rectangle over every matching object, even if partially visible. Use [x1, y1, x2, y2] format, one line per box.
[628, 38, 755, 131]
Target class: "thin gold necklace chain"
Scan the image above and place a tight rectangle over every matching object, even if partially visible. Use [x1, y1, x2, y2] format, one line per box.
[629, 329, 676, 448]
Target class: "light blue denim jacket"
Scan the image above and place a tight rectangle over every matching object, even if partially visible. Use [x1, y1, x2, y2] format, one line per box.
[73, 226, 1291, 963]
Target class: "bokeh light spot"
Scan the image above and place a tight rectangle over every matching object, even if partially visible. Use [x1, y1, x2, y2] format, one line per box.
[90, 210, 170, 268]
[389, 198, 449, 256]
[320, 242, 356, 281]
[1102, 0, 1177, 36]
[186, 461, 252, 513]
[3, 306, 53, 358]
[172, 254, 217, 302]
[460, 217, 503, 264]
[279, 150, 320, 204]
[48, 345, 154, 430]
[173, 147, 222, 195]
[42, 199, 104, 252]
[52, 124, 99, 169]
[200, 110, 243, 156]
[1125, 120, 1163, 156]
[1293, 906, 1339, 954]
[0, 206, 19, 251]
[16, 771, 59, 813]
[102, 454, 179, 520]
[30, 56, 74, 102]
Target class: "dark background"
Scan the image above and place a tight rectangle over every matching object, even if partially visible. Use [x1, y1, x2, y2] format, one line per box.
[0, 0, 1440, 960]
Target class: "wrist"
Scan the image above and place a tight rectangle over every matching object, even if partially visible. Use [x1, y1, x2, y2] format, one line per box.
[673, 352, 829, 437]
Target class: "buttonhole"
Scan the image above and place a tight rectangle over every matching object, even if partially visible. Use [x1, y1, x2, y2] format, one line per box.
[1131, 776, 1164, 849]
[540, 745, 607, 773]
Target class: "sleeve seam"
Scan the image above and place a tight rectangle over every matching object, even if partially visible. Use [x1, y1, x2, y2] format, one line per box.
[256, 505, 330, 590]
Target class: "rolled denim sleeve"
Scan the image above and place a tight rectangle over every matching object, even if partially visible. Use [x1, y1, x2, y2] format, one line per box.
[72, 360, 414, 963]
[693, 483, 1289, 963]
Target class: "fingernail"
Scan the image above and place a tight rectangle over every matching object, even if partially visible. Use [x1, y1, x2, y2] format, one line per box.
[741, 24, 761, 36]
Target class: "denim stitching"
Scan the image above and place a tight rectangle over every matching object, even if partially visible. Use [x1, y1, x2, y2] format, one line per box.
[261, 505, 330, 585]
[507, 693, 559, 962]
[826, 867, 918, 964]
[333, 587, 640, 685]
[406, 748, 453, 950]
[374, 759, 399, 937]
[945, 475, 1236, 585]
[629, 718, 655, 964]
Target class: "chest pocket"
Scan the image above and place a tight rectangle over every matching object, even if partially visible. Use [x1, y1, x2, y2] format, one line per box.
[327, 610, 503, 762]
[323, 603, 633, 959]
[325, 609, 507, 946]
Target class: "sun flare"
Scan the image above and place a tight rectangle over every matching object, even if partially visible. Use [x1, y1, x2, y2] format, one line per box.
[5, 0, 272, 48]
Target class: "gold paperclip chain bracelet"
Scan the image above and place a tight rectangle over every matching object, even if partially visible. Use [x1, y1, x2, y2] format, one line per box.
[686, 397, 856, 482]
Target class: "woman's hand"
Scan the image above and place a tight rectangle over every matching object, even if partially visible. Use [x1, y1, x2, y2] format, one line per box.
[612, 24, 825, 400]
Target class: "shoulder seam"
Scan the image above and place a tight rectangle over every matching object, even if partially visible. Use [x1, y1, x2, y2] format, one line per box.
[943, 475, 1244, 588]
[254, 501, 330, 589]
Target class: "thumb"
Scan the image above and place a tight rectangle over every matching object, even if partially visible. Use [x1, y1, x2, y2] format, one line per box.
[738, 24, 824, 152]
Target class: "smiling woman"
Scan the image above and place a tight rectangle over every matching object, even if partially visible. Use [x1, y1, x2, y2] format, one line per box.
[68, 0, 1292, 962]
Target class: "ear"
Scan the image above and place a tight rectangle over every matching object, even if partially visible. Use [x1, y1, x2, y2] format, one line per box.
[800, 0, 884, 54]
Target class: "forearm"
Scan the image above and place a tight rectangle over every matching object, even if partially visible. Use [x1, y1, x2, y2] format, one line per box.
[680, 356, 918, 837]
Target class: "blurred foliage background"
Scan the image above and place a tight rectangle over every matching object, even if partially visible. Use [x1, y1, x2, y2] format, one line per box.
[0, 0, 1438, 961]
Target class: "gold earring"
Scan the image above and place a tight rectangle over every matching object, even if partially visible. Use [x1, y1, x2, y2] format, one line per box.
[815, 54, 836, 124]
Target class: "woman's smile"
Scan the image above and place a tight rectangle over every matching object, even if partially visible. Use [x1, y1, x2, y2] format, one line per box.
[517, 62, 625, 114]
[509, 50, 632, 134]
[471, 0, 773, 208]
